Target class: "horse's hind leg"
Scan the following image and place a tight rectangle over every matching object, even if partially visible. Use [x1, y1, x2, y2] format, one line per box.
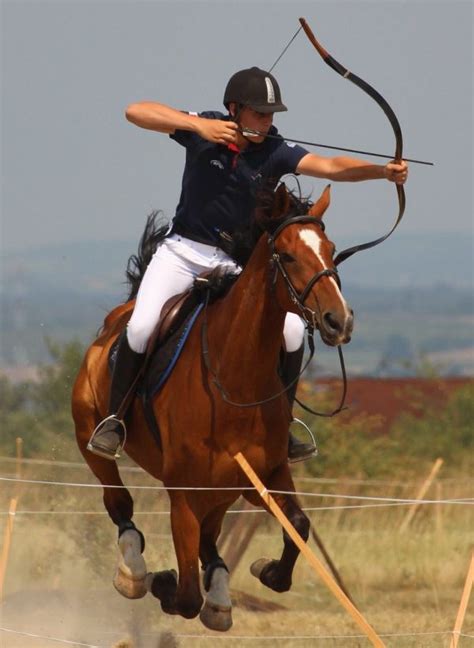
[76, 429, 147, 599]
[199, 503, 233, 632]
[245, 464, 309, 593]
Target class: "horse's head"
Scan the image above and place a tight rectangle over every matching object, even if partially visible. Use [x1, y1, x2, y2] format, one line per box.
[262, 184, 353, 346]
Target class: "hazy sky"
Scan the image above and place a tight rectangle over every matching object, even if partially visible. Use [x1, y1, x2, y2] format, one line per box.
[2, 1, 473, 254]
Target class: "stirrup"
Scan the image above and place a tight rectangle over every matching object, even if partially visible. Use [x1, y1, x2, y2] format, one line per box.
[288, 418, 318, 464]
[87, 414, 127, 460]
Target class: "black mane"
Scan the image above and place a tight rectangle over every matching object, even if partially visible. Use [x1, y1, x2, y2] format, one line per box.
[224, 186, 313, 267]
[124, 186, 313, 301]
[125, 211, 170, 300]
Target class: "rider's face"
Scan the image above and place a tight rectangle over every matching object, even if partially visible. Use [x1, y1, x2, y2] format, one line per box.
[230, 104, 274, 143]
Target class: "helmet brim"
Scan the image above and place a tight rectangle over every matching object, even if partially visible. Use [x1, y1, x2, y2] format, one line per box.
[248, 102, 288, 113]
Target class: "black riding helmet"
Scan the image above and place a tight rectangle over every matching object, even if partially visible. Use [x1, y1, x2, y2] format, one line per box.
[223, 67, 287, 113]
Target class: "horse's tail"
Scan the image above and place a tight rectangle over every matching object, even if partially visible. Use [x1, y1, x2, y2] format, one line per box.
[125, 211, 171, 300]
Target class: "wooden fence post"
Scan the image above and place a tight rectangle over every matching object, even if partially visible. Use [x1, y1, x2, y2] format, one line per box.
[399, 457, 443, 533]
[449, 551, 474, 648]
[0, 437, 23, 602]
[0, 498, 18, 602]
[16, 437, 23, 480]
[234, 452, 386, 648]
[222, 510, 262, 575]
[435, 481, 443, 534]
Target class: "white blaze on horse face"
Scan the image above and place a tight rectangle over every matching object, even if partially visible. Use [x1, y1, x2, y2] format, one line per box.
[298, 229, 351, 318]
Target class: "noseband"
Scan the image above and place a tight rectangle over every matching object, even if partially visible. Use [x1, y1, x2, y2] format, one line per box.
[268, 215, 340, 327]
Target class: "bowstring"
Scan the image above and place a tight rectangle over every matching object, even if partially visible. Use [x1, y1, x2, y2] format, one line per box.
[268, 25, 303, 73]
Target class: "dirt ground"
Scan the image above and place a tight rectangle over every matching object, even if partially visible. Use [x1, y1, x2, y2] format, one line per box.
[0, 454, 472, 648]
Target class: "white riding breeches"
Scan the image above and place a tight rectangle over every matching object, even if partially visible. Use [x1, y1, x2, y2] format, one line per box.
[126, 234, 305, 354]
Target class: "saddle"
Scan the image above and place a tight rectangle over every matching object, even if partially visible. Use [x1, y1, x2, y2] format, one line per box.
[109, 268, 239, 450]
[149, 278, 206, 350]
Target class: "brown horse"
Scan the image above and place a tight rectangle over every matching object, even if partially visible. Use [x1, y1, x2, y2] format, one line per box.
[72, 183, 353, 631]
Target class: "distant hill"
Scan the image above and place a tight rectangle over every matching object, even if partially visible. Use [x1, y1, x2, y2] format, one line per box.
[1, 231, 473, 373]
[2, 230, 473, 292]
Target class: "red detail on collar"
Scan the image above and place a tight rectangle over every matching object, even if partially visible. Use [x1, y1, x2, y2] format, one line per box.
[227, 142, 240, 169]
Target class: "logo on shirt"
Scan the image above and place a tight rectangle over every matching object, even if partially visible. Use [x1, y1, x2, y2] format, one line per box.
[210, 159, 224, 170]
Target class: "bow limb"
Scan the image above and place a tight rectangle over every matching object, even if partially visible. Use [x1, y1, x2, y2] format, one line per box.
[298, 17, 406, 265]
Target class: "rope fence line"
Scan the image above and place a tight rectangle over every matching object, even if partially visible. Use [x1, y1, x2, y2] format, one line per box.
[0, 476, 472, 507]
[169, 631, 474, 641]
[1, 458, 472, 645]
[295, 475, 474, 486]
[1, 626, 473, 645]
[0, 626, 101, 647]
[1, 498, 474, 519]
[0, 456, 472, 486]
[0, 476, 251, 491]
[1, 448, 471, 645]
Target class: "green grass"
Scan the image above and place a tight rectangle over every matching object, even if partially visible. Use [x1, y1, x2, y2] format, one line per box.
[0, 351, 472, 646]
[0, 459, 472, 647]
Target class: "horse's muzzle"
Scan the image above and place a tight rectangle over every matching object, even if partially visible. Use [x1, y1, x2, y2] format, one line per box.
[319, 308, 354, 346]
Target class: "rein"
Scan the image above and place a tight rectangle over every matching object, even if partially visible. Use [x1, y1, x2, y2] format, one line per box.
[333, 205, 404, 267]
[200, 214, 348, 416]
[201, 290, 347, 416]
[201, 296, 315, 408]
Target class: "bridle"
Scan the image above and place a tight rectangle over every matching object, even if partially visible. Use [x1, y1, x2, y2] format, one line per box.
[201, 213, 348, 415]
[268, 214, 340, 330]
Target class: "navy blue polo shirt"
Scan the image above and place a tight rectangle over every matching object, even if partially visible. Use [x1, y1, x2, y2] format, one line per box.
[169, 111, 308, 245]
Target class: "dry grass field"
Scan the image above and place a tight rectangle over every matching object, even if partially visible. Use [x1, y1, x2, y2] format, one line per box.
[0, 457, 472, 648]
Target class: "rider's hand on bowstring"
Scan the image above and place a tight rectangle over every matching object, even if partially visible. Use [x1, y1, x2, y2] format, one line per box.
[384, 160, 409, 185]
[195, 118, 239, 145]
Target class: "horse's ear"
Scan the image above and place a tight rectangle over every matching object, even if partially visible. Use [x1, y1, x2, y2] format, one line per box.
[272, 183, 291, 219]
[309, 184, 331, 219]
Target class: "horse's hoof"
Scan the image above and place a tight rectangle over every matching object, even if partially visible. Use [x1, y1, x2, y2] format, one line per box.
[199, 599, 233, 632]
[114, 529, 147, 598]
[146, 570, 178, 601]
[250, 558, 273, 580]
[113, 567, 147, 599]
[250, 558, 291, 593]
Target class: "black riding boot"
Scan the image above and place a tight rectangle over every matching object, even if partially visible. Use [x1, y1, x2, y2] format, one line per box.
[281, 345, 317, 462]
[87, 333, 145, 460]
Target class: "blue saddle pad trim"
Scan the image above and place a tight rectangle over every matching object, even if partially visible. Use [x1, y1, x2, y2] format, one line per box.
[148, 302, 204, 400]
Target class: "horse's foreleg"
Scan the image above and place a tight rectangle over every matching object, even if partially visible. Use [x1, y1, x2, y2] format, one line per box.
[77, 436, 147, 599]
[246, 465, 309, 593]
[147, 490, 203, 618]
[115, 523, 147, 599]
[170, 491, 203, 618]
[199, 504, 233, 632]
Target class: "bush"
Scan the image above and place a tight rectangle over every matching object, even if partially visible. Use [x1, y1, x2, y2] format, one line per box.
[0, 339, 85, 459]
[1, 339, 472, 481]
[389, 384, 473, 470]
[297, 380, 473, 480]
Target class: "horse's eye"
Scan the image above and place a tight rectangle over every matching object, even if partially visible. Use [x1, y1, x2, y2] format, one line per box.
[280, 252, 296, 263]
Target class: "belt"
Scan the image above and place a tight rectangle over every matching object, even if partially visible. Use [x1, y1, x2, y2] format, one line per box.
[171, 223, 217, 247]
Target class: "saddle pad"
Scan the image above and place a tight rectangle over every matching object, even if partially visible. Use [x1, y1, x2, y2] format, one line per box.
[141, 302, 204, 402]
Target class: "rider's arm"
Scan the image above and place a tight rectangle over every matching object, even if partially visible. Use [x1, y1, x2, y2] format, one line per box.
[125, 102, 238, 145]
[296, 153, 408, 184]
